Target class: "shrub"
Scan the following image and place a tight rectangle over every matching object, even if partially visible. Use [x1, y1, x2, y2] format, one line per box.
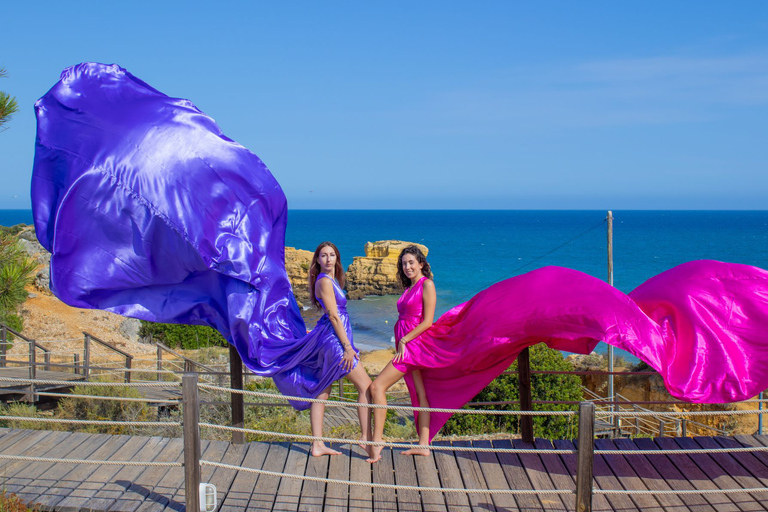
[139, 321, 227, 349]
[0, 403, 48, 430]
[0, 490, 38, 512]
[55, 383, 153, 434]
[0, 232, 36, 336]
[442, 343, 582, 439]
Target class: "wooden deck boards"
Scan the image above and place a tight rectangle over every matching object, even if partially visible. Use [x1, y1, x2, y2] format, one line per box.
[0, 429, 767, 511]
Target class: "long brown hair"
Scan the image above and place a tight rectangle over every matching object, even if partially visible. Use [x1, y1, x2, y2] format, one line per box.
[396, 245, 432, 289]
[308, 241, 345, 309]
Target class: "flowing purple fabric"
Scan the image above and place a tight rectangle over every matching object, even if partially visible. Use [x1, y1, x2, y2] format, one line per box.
[31, 63, 768, 432]
[32, 63, 354, 408]
[392, 262, 768, 440]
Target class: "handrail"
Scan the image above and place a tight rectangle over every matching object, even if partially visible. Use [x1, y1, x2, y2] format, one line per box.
[83, 332, 133, 383]
[154, 342, 219, 374]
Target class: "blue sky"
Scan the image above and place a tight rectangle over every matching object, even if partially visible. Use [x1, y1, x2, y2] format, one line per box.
[1, 2, 767, 209]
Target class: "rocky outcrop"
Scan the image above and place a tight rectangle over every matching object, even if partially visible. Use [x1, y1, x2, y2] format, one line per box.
[284, 247, 313, 308]
[346, 240, 429, 299]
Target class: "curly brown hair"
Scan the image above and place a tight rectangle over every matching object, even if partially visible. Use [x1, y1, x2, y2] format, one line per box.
[396, 245, 432, 289]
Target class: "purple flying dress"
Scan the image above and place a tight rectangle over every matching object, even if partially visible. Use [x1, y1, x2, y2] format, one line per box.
[31, 63, 355, 407]
[32, 63, 768, 426]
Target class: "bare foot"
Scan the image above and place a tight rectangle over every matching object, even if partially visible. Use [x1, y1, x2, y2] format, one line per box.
[366, 445, 384, 463]
[311, 443, 341, 457]
[402, 446, 430, 456]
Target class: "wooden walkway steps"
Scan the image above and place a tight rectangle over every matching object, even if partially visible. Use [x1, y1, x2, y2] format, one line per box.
[1, 428, 768, 511]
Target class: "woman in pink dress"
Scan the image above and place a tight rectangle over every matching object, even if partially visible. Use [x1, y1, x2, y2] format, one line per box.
[367, 245, 436, 463]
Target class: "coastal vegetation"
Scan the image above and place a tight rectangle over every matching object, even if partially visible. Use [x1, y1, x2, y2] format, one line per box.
[442, 343, 582, 439]
[138, 321, 228, 349]
[0, 231, 37, 335]
[0, 66, 19, 130]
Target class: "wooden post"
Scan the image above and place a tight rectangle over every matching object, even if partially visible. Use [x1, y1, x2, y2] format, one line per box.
[84, 334, 91, 380]
[157, 345, 163, 381]
[518, 347, 533, 443]
[680, 419, 687, 437]
[338, 379, 345, 399]
[576, 401, 595, 512]
[183, 373, 201, 512]
[229, 344, 245, 444]
[659, 419, 665, 437]
[125, 355, 133, 383]
[44, 352, 51, 371]
[28, 340, 37, 403]
[0, 325, 6, 368]
[760, 391, 764, 436]
[74, 354, 80, 375]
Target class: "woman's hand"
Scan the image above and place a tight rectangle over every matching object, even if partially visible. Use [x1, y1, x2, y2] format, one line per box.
[340, 346, 358, 371]
[393, 338, 409, 363]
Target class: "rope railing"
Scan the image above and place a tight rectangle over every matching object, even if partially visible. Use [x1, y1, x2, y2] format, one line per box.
[0, 372, 765, 511]
[198, 422, 576, 454]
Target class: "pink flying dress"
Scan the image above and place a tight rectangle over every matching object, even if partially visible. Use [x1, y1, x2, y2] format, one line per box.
[392, 261, 768, 440]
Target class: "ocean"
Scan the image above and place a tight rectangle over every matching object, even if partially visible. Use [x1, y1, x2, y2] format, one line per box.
[4, 209, 767, 357]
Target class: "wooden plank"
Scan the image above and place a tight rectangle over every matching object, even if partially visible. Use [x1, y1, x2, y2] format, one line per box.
[72, 436, 162, 512]
[203, 441, 249, 511]
[450, 440, 493, 512]
[534, 438, 576, 512]
[141, 439, 216, 512]
[247, 442, 291, 512]
[105, 437, 183, 512]
[613, 437, 708, 512]
[653, 437, 740, 512]
[298, 446, 330, 511]
[325, 443, 352, 512]
[713, 437, 768, 493]
[0, 430, 72, 484]
[40, 434, 132, 512]
[12, 431, 102, 509]
[372, 446, 397, 512]
[271, 442, 309, 512]
[86, 437, 172, 511]
[392, 445, 421, 512]
[414, 443, 448, 512]
[433, 441, 471, 512]
[584, 437, 640, 512]
[219, 441, 271, 512]
[685, 436, 768, 511]
[348, 444, 372, 512]
[594, 438, 664, 512]
[513, 438, 567, 511]
[552, 439, 612, 512]
[493, 439, 542, 511]
[473, 439, 519, 512]
[734, 435, 768, 473]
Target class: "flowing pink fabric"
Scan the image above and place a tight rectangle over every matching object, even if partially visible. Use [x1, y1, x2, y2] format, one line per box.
[392, 261, 768, 440]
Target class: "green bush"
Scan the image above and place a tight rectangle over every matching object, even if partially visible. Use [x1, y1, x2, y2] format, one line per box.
[55, 383, 153, 434]
[0, 232, 36, 335]
[442, 343, 582, 439]
[139, 320, 227, 349]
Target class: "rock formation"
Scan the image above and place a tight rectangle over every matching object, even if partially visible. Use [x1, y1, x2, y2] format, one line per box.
[284, 247, 313, 308]
[346, 240, 429, 299]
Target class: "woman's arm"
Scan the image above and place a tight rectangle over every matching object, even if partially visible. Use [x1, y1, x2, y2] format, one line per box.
[316, 277, 358, 371]
[394, 280, 436, 362]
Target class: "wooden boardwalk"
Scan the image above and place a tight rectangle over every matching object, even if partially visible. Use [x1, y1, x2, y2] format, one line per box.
[0, 368, 183, 404]
[1, 428, 768, 511]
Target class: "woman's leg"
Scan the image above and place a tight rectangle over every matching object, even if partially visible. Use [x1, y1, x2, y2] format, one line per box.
[366, 362, 405, 463]
[310, 385, 341, 456]
[345, 364, 373, 454]
[402, 369, 430, 456]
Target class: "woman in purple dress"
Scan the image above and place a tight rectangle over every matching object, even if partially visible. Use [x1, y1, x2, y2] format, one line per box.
[301, 242, 373, 456]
